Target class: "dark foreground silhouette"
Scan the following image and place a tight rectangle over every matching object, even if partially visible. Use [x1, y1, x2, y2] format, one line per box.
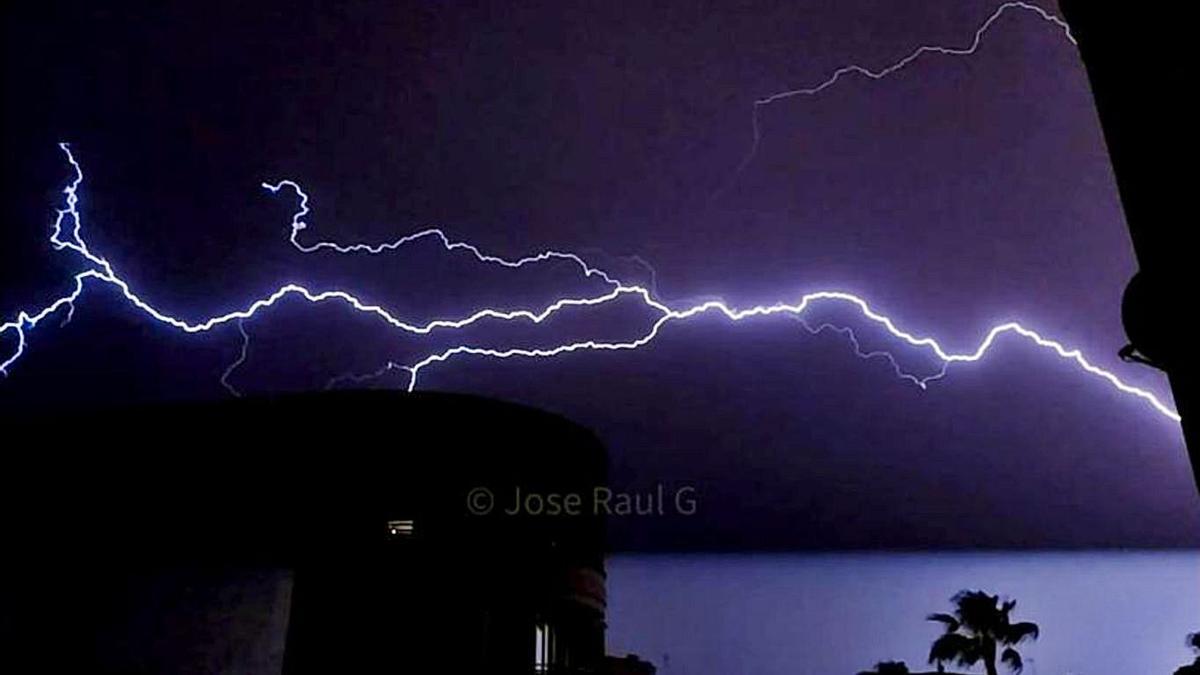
[859, 590, 1038, 675]
[1176, 632, 1200, 675]
[0, 391, 656, 674]
[1060, 2, 1200, 485]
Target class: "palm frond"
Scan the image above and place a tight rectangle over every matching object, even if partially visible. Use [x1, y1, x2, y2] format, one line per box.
[929, 633, 979, 666]
[927, 613, 960, 632]
[1003, 621, 1040, 644]
[1001, 647, 1024, 673]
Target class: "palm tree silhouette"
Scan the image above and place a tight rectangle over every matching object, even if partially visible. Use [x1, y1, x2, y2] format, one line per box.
[926, 590, 1039, 675]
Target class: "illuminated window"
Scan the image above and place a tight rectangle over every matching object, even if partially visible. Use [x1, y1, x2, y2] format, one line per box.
[386, 519, 414, 536]
[534, 622, 552, 672]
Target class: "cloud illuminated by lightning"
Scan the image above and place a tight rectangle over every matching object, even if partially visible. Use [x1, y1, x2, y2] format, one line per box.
[0, 3, 1180, 424]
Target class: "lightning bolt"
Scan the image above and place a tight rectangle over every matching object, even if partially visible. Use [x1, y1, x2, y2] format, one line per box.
[325, 361, 409, 391]
[788, 315, 951, 390]
[396, 290, 1180, 423]
[262, 177, 625, 288]
[714, 1, 1076, 199]
[0, 3, 1180, 425]
[220, 319, 251, 397]
[0, 143, 1181, 423]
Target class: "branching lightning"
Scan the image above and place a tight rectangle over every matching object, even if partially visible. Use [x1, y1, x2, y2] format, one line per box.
[715, 1, 1076, 199]
[0, 3, 1181, 425]
[788, 315, 950, 390]
[220, 319, 251, 397]
[262, 179, 626, 288]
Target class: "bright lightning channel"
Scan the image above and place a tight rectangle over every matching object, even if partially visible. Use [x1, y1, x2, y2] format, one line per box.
[0, 3, 1180, 424]
[0, 143, 1181, 424]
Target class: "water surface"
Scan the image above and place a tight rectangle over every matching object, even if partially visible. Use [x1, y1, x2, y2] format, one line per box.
[608, 551, 1199, 674]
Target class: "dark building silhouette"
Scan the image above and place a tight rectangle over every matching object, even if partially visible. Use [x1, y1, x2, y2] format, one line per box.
[604, 654, 658, 675]
[1, 391, 653, 674]
[1059, 2, 1200, 486]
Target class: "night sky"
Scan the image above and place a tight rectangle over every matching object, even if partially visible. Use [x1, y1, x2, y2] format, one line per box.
[2, 0, 1197, 550]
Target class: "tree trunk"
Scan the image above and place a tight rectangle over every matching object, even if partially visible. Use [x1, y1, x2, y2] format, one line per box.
[984, 641, 999, 675]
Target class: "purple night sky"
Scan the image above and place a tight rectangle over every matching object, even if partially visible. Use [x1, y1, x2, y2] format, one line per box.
[2, 0, 1197, 556]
